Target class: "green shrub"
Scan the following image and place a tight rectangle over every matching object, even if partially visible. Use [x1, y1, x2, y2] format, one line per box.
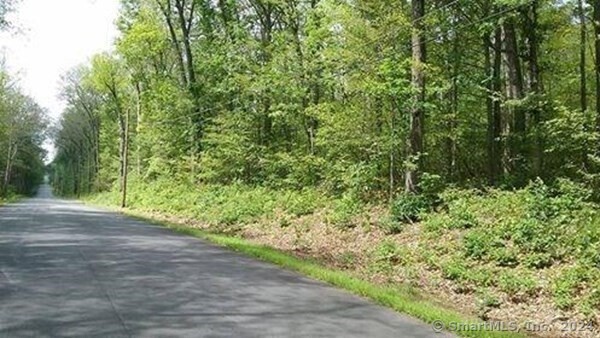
[511, 218, 556, 254]
[441, 257, 469, 281]
[419, 173, 445, 203]
[524, 178, 552, 221]
[580, 280, 600, 317]
[446, 198, 479, 229]
[372, 241, 408, 273]
[391, 193, 430, 223]
[552, 265, 590, 310]
[466, 267, 496, 287]
[328, 194, 362, 228]
[378, 215, 404, 234]
[490, 247, 520, 267]
[477, 290, 501, 309]
[577, 217, 600, 267]
[448, 210, 478, 229]
[523, 252, 553, 269]
[463, 230, 503, 261]
[463, 231, 489, 260]
[524, 178, 589, 224]
[554, 178, 592, 204]
[421, 248, 441, 270]
[498, 271, 537, 300]
[421, 213, 448, 233]
[281, 189, 324, 217]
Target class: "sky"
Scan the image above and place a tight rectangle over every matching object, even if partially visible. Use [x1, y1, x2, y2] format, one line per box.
[0, 0, 121, 160]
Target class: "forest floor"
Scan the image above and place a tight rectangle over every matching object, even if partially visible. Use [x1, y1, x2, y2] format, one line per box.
[86, 180, 600, 338]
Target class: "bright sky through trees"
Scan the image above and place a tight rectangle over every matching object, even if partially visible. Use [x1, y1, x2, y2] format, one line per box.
[0, 0, 119, 157]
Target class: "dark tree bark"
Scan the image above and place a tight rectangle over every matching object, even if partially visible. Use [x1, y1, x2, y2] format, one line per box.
[156, 0, 187, 87]
[485, 27, 503, 186]
[593, 0, 600, 132]
[503, 18, 525, 131]
[523, 0, 542, 177]
[580, 0, 588, 113]
[251, 0, 275, 145]
[503, 17, 525, 178]
[406, 0, 426, 193]
[174, 0, 197, 90]
[121, 107, 130, 208]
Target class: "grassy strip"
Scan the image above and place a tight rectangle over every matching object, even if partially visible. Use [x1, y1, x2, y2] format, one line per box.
[94, 203, 526, 338]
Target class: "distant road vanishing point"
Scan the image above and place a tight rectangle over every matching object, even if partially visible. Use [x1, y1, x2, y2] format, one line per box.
[0, 185, 451, 337]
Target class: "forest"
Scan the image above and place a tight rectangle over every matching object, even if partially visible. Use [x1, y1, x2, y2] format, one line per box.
[0, 68, 46, 199]
[48, 0, 600, 335]
[0, 1, 47, 200]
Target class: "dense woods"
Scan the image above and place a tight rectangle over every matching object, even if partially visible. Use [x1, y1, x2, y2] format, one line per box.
[0, 2, 47, 198]
[0, 70, 47, 198]
[50, 0, 600, 332]
[52, 0, 600, 200]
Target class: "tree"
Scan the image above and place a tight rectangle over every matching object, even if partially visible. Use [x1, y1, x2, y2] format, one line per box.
[579, 0, 588, 113]
[593, 0, 600, 132]
[48, 0, 600, 206]
[406, 0, 426, 193]
[0, 68, 47, 197]
[88, 55, 132, 207]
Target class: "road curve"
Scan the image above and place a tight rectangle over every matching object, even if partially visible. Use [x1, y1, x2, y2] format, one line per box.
[0, 185, 450, 337]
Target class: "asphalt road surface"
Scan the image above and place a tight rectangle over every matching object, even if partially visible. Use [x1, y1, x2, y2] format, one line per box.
[0, 185, 450, 337]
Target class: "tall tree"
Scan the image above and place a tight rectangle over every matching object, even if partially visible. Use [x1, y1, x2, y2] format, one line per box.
[593, 0, 600, 132]
[89, 55, 132, 207]
[0, 69, 47, 197]
[523, 0, 543, 177]
[579, 0, 588, 113]
[406, 0, 426, 193]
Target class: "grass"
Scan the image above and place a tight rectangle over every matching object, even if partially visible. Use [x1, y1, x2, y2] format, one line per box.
[91, 203, 525, 338]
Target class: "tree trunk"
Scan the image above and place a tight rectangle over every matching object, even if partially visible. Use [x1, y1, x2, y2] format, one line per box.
[135, 82, 142, 176]
[447, 22, 459, 181]
[593, 0, 600, 132]
[174, 0, 202, 172]
[405, 0, 426, 193]
[523, 0, 542, 177]
[390, 99, 396, 202]
[580, 0, 588, 113]
[485, 28, 503, 186]
[2, 142, 12, 196]
[503, 18, 525, 178]
[175, 0, 197, 89]
[157, 0, 188, 87]
[121, 109, 130, 208]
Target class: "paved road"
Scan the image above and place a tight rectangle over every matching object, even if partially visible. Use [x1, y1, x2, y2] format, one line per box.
[0, 185, 448, 337]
